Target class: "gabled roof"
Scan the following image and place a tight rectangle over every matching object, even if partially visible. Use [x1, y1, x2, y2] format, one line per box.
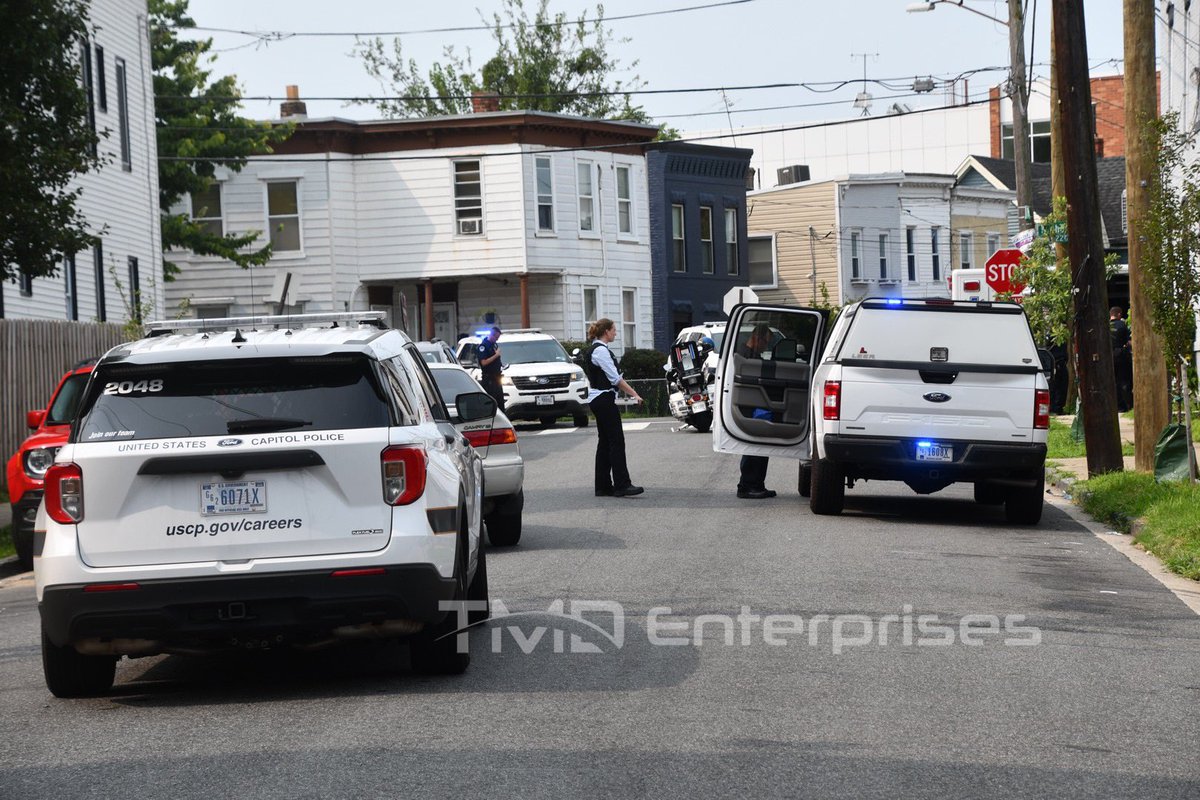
[955, 155, 1052, 194]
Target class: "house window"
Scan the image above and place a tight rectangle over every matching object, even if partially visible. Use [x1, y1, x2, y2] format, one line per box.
[959, 232, 973, 269]
[64, 253, 78, 320]
[725, 208, 739, 275]
[748, 235, 776, 288]
[116, 58, 130, 171]
[267, 181, 301, 251]
[906, 226, 917, 282]
[672, 204, 686, 272]
[453, 160, 483, 234]
[616, 165, 633, 235]
[850, 231, 861, 279]
[128, 256, 141, 323]
[986, 232, 1001, 257]
[191, 184, 224, 238]
[577, 162, 595, 232]
[583, 286, 599, 329]
[622, 288, 637, 344]
[878, 233, 889, 280]
[19, 272, 33, 297]
[699, 206, 714, 274]
[95, 45, 106, 112]
[94, 240, 106, 322]
[931, 227, 941, 282]
[80, 41, 96, 156]
[535, 156, 554, 231]
[1001, 121, 1052, 164]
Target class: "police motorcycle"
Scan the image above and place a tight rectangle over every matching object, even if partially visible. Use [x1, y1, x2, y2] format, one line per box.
[665, 336, 716, 432]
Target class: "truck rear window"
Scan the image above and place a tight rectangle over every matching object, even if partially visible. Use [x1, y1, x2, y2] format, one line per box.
[76, 356, 393, 442]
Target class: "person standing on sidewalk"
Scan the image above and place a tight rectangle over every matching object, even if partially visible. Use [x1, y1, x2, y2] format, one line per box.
[1109, 307, 1133, 413]
[476, 326, 506, 412]
[583, 318, 644, 497]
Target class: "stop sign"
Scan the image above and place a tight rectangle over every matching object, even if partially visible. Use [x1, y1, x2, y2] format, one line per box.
[984, 248, 1026, 295]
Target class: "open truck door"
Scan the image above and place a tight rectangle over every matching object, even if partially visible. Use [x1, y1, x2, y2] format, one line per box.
[713, 304, 828, 461]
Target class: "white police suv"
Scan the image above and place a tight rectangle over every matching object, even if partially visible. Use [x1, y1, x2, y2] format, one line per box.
[456, 329, 590, 428]
[35, 312, 493, 697]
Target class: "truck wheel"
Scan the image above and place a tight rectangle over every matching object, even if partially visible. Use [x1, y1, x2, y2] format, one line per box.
[573, 412, 589, 428]
[1005, 473, 1045, 525]
[974, 482, 1005, 505]
[42, 627, 116, 698]
[690, 411, 712, 433]
[798, 463, 812, 498]
[809, 458, 844, 515]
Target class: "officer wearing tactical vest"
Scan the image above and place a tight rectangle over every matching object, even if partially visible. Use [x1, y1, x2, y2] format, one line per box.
[477, 326, 505, 412]
[583, 318, 644, 497]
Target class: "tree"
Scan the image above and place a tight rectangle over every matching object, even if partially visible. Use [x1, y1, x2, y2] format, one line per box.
[150, 0, 292, 280]
[1142, 112, 1200, 478]
[0, 0, 102, 283]
[355, 0, 653, 125]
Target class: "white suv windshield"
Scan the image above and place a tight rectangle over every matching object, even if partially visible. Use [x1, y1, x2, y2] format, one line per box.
[76, 355, 394, 442]
[500, 340, 571, 365]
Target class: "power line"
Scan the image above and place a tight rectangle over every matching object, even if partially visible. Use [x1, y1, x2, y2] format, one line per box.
[188, 0, 757, 40]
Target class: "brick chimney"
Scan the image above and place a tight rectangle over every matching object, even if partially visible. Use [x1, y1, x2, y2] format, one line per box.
[280, 85, 307, 119]
[471, 90, 501, 113]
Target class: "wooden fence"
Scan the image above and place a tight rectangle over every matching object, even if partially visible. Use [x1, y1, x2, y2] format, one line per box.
[1, 320, 127, 493]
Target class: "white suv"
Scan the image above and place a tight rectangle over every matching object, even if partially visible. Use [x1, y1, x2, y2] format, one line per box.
[456, 329, 590, 428]
[715, 299, 1050, 524]
[36, 313, 492, 697]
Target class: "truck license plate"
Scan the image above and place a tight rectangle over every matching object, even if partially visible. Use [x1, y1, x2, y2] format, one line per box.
[536, 394, 554, 406]
[915, 443, 953, 462]
[201, 480, 267, 516]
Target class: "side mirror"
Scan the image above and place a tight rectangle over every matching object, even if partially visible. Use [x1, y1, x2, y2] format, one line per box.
[27, 409, 46, 429]
[455, 391, 497, 422]
[1037, 348, 1055, 376]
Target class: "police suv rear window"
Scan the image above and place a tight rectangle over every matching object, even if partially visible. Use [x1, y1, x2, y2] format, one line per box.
[76, 356, 394, 442]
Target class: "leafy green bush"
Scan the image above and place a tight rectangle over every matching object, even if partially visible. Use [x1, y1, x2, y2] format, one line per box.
[618, 347, 669, 379]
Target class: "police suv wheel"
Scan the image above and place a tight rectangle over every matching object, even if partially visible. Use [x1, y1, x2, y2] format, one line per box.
[42, 626, 116, 698]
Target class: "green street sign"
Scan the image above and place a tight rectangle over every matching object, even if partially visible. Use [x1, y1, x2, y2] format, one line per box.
[1037, 221, 1068, 243]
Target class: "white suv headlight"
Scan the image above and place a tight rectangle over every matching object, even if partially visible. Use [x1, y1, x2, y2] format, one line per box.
[572, 369, 585, 381]
[500, 374, 513, 385]
[25, 447, 57, 477]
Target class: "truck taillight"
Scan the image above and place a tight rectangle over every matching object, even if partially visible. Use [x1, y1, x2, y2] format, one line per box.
[381, 445, 427, 506]
[823, 381, 842, 420]
[45, 463, 83, 523]
[1034, 389, 1051, 429]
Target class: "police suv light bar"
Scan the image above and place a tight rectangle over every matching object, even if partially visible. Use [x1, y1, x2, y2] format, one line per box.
[145, 311, 388, 335]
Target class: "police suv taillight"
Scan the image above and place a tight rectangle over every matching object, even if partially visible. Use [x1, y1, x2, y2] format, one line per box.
[823, 381, 842, 420]
[1034, 389, 1051, 430]
[381, 445, 427, 505]
[45, 462, 84, 523]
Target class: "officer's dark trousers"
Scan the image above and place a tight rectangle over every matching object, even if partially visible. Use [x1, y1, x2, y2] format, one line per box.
[591, 392, 631, 493]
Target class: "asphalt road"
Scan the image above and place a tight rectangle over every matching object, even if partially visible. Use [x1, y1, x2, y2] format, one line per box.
[1, 419, 1198, 799]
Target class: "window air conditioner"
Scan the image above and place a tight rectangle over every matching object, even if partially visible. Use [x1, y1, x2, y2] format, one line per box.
[458, 218, 482, 235]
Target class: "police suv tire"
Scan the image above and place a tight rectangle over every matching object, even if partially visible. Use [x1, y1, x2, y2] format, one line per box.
[410, 510, 472, 675]
[467, 534, 490, 626]
[798, 463, 813, 498]
[690, 411, 712, 433]
[1004, 473, 1045, 525]
[974, 482, 1005, 505]
[42, 626, 116, 698]
[809, 457, 844, 515]
[574, 413, 589, 428]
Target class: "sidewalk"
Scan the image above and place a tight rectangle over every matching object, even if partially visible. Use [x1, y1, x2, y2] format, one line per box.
[1050, 414, 1137, 478]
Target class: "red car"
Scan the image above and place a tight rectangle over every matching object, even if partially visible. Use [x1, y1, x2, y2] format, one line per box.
[6, 361, 95, 569]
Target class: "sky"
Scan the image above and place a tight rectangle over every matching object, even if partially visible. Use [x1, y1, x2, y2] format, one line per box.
[181, 0, 1128, 133]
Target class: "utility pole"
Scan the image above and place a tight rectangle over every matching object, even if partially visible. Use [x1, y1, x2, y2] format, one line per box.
[1053, 0, 1124, 475]
[1124, 0, 1169, 470]
[1008, 0, 1033, 218]
[1049, 14, 1078, 411]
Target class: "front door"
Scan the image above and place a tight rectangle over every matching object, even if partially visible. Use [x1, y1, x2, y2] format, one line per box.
[432, 302, 458, 343]
[713, 304, 827, 460]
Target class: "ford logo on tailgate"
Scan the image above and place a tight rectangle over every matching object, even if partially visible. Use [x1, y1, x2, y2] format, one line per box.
[923, 392, 951, 403]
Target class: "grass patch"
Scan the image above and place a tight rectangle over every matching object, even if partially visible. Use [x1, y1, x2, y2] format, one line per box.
[0, 525, 13, 561]
[1076, 471, 1200, 580]
[1046, 418, 1134, 459]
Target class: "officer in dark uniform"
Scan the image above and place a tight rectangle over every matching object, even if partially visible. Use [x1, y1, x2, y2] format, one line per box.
[1109, 307, 1132, 412]
[477, 326, 505, 412]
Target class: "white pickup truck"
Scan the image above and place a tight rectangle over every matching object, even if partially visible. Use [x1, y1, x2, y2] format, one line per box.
[714, 298, 1051, 524]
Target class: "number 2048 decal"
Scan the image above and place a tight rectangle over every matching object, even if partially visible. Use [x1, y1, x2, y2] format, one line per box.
[104, 379, 164, 395]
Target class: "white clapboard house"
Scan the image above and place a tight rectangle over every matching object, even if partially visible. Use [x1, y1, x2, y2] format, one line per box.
[164, 92, 660, 352]
[3, 0, 163, 323]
